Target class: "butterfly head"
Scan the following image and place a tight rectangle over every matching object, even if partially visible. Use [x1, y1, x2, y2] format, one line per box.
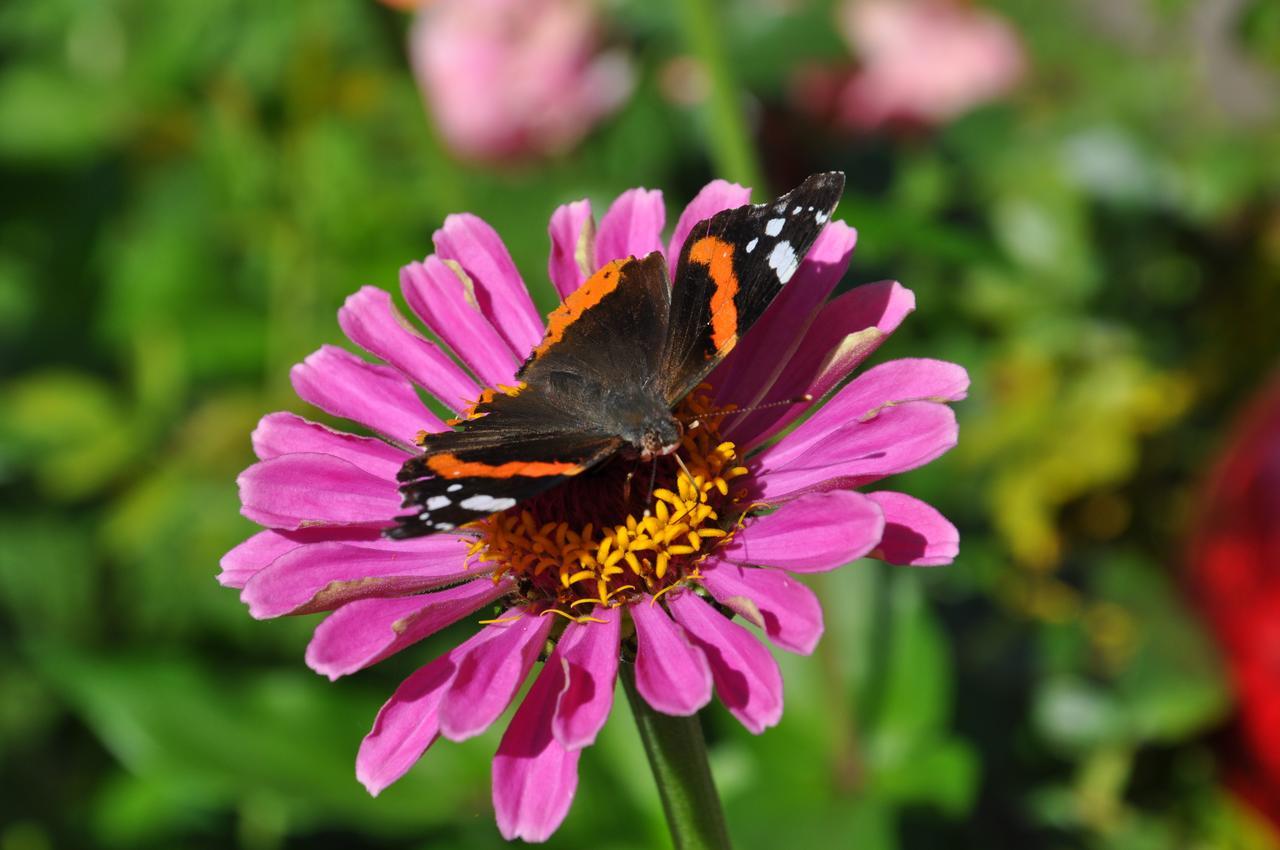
[635, 416, 682, 461]
[599, 382, 684, 461]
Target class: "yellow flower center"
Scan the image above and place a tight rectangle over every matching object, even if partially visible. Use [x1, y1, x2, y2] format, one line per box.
[463, 389, 751, 620]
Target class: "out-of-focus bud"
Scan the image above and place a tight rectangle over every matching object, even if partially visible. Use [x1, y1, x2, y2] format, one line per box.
[410, 0, 633, 162]
[798, 0, 1025, 132]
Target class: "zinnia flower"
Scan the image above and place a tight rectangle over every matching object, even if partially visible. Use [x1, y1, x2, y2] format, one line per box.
[797, 0, 1025, 132]
[222, 179, 966, 841]
[409, 0, 633, 162]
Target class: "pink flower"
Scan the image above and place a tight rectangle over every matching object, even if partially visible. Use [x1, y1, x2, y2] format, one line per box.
[812, 0, 1025, 131]
[223, 180, 966, 842]
[410, 0, 633, 162]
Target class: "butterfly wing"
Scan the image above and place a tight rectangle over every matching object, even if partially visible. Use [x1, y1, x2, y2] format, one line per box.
[659, 172, 845, 403]
[389, 391, 622, 538]
[388, 253, 672, 539]
[516, 251, 670, 394]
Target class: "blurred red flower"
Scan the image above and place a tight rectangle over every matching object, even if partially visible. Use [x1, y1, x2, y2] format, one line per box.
[1189, 369, 1280, 832]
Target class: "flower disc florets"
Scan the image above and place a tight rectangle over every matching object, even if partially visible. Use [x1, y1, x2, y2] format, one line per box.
[465, 389, 748, 619]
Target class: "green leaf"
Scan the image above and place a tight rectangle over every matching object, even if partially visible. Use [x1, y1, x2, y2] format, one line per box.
[0, 371, 138, 500]
[0, 66, 129, 162]
[1099, 555, 1232, 743]
[1034, 677, 1129, 753]
[863, 569, 950, 742]
[0, 516, 98, 641]
[35, 648, 495, 838]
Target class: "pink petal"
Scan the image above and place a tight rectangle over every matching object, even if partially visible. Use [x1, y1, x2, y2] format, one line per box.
[218, 527, 388, 589]
[433, 213, 544, 357]
[595, 188, 665, 266]
[629, 600, 712, 715]
[241, 536, 479, 618]
[357, 659, 452, 797]
[700, 563, 824, 655]
[730, 280, 916, 449]
[439, 612, 553, 741]
[763, 358, 969, 469]
[251, 412, 408, 479]
[718, 490, 884, 572]
[711, 221, 857, 414]
[237, 453, 401, 529]
[401, 258, 521, 388]
[305, 578, 513, 680]
[667, 180, 752, 265]
[753, 401, 959, 500]
[219, 529, 304, 589]
[493, 649, 582, 843]
[356, 626, 495, 796]
[667, 591, 783, 734]
[338, 286, 479, 414]
[552, 607, 621, 750]
[290, 345, 444, 448]
[867, 490, 959, 566]
[547, 199, 595, 299]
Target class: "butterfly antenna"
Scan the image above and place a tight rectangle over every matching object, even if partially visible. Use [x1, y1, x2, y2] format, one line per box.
[678, 393, 814, 424]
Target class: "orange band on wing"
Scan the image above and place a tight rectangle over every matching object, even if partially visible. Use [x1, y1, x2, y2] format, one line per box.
[688, 236, 739, 352]
[426, 453, 581, 479]
[464, 382, 525, 418]
[528, 260, 626, 362]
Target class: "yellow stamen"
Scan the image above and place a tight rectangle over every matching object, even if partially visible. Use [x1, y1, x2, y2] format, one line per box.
[478, 613, 524, 625]
[466, 388, 749, 621]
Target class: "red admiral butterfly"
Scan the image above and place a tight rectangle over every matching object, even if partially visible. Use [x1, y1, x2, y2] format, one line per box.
[387, 172, 846, 539]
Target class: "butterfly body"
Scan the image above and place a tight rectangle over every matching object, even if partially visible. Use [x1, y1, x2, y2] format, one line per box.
[388, 172, 845, 538]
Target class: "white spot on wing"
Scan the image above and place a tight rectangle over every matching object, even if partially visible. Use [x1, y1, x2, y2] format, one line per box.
[764, 218, 784, 237]
[815, 210, 829, 225]
[792, 205, 802, 214]
[745, 237, 758, 253]
[425, 495, 451, 511]
[446, 483, 462, 493]
[768, 240, 799, 284]
[434, 522, 456, 531]
[460, 494, 517, 512]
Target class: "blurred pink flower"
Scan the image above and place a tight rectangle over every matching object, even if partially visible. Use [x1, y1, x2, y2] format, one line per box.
[223, 180, 965, 841]
[410, 0, 633, 162]
[807, 0, 1025, 131]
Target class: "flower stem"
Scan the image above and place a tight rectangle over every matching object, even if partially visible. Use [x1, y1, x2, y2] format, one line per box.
[621, 662, 733, 850]
[675, 0, 766, 191]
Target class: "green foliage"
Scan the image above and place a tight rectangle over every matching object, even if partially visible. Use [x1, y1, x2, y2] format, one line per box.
[2, 0, 1278, 847]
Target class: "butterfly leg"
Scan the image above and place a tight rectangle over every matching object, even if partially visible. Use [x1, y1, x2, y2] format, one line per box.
[644, 457, 660, 513]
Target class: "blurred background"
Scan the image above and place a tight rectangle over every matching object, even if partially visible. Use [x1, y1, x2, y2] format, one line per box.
[2, 0, 1279, 847]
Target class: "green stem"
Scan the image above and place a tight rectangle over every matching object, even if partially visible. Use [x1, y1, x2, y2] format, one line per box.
[676, 0, 766, 191]
[815, 573, 865, 794]
[621, 662, 733, 850]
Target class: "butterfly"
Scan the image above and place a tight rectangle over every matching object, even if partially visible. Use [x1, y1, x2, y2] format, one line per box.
[386, 172, 846, 538]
